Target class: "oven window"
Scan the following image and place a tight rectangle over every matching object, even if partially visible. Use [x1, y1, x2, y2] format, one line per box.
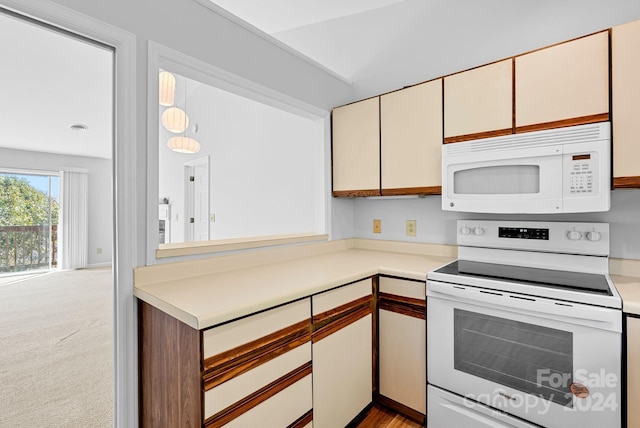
[454, 309, 572, 406]
[453, 165, 540, 194]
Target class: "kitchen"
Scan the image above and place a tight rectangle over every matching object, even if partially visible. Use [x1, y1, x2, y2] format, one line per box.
[3, 0, 640, 427]
[141, 6, 640, 428]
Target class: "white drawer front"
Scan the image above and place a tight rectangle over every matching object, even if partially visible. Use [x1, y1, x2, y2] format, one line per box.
[312, 279, 371, 315]
[203, 297, 310, 359]
[224, 374, 313, 428]
[204, 342, 311, 419]
[379, 277, 425, 299]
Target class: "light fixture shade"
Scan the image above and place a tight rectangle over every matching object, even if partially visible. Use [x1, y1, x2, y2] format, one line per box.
[161, 107, 189, 133]
[167, 136, 201, 154]
[159, 71, 176, 106]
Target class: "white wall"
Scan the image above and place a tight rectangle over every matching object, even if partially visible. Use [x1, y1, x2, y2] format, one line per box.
[353, 189, 640, 260]
[0, 148, 112, 266]
[159, 80, 325, 242]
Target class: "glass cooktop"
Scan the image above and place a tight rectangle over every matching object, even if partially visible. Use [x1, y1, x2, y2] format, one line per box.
[434, 260, 612, 296]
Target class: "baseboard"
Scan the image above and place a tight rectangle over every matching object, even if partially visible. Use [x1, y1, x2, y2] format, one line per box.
[86, 262, 112, 269]
[345, 402, 375, 428]
[374, 393, 426, 425]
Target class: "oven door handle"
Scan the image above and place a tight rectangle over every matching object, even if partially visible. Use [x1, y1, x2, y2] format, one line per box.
[427, 281, 620, 328]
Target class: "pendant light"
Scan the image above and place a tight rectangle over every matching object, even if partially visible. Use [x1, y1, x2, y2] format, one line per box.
[158, 71, 175, 106]
[161, 106, 189, 133]
[167, 136, 201, 154]
[166, 76, 201, 154]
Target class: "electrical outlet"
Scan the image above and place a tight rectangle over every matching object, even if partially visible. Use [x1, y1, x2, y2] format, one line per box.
[406, 220, 417, 236]
[373, 219, 382, 234]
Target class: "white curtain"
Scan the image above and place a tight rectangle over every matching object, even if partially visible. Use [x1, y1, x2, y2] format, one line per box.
[58, 170, 89, 270]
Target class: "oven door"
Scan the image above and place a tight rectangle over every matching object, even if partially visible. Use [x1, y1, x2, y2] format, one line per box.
[427, 280, 621, 428]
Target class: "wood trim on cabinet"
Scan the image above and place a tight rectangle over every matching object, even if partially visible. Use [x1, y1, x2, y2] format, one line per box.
[512, 57, 517, 133]
[203, 318, 311, 390]
[374, 393, 426, 425]
[372, 276, 379, 397]
[287, 409, 313, 428]
[443, 128, 513, 144]
[381, 186, 441, 196]
[333, 189, 381, 198]
[613, 176, 640, 188]
[138, 300, 202, 428]
[378, 292, 426, 320]
[514, 114, 609, 134]
[312, 295, 373, 343]
[204, 362, 312, 427]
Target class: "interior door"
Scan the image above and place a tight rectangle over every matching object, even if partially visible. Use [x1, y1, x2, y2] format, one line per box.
[184, 156, 209, 242]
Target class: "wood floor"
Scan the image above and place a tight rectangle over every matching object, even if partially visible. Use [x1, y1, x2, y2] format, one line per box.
[356, 405, 424, 428]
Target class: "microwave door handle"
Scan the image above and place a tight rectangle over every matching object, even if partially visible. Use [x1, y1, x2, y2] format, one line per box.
[427, 281, 615, 325]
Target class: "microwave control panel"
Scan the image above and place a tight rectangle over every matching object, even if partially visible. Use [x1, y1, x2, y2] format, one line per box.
[567, 153, 596, 195]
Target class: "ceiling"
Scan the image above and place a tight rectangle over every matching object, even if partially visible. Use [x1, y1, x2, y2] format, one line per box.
[0, 12, 113, 160]
[3, 1, 640, 162]
[209, 0, 640, 99]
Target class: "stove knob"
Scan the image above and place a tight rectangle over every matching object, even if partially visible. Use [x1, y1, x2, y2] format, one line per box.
[586, 231, 602, 242]
[460, 226, 471, 235]
[567, 230, 583, 241]
[474, 227, 485, 236]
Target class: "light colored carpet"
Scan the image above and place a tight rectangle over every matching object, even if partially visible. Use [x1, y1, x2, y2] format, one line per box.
[0, 268, 113, 428]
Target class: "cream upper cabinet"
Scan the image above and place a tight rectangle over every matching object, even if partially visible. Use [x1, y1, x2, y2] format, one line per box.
[380, 79, 443, 195]
[332, 97, 380, 197]
[628, 316, 640, 428]
[612, 19, 640, 187]
[444, 59, 513, 143]
[515, 31, 609, 131]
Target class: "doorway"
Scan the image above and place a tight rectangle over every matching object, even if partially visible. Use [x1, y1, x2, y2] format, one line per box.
[0, 9, 115, 427]
[0, 171, 59, 274]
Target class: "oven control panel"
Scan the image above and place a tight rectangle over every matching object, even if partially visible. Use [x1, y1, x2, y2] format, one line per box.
[457, 220, 609, 256]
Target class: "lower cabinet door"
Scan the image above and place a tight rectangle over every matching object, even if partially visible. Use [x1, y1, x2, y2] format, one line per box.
[312, 314, 373, 428]
[378, 277, 426, 416]
[379, 309, 426, 413]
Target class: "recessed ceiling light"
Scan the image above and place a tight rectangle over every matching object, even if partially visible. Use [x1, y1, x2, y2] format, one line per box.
[69, 123, 89, 131]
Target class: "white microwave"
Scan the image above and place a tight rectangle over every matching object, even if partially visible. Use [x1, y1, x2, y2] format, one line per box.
[441, 122, 611, 214]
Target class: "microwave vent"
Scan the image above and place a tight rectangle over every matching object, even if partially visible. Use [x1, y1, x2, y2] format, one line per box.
[444, 122, 610, 156]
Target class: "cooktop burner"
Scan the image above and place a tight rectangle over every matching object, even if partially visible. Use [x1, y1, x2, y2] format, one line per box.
[434, 260, 612, 296]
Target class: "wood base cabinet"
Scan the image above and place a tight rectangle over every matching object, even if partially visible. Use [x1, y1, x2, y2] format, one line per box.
[138, 298, 313, 428]
[311, 279, 374, 428]
[377, 276, 426, 423]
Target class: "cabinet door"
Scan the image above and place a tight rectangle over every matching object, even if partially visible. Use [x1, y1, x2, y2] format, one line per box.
[612, 19, 640, 188]
[515, 31, 609, 131]
[312, 279, 373, 428]
[332, 97, 380, 197]
[628, 316, 640, 428]
[381, 79, 443, 195]
[444, 59, 513, 143]
[378, 277, 426, 418]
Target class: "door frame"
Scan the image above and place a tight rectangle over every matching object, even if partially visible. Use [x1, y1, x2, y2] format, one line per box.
[0, 1, 138, 427]
[184, 155, 210, 242]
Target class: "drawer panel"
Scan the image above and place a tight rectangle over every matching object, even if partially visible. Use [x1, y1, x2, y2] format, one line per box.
[379, 277, 425, 300]
[203, 298, 310, 359]
[204, 342, 311, 419]
[208, 373, 313, 428]
[312, 279, 372, 315]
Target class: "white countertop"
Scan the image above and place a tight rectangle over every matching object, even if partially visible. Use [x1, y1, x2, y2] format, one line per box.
[612, 274, 640, 316]
[134, 248, 453, 330]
